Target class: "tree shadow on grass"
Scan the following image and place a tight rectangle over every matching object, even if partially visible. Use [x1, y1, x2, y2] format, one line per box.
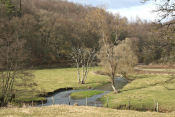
[121, 75, 175, 92]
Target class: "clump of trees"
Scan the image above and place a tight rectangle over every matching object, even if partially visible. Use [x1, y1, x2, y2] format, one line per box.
[142, 0, 175, 64]
[72, 48, 95, 84]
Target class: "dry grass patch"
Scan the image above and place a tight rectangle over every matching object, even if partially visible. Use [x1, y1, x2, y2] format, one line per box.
[0, 105, 175, 117]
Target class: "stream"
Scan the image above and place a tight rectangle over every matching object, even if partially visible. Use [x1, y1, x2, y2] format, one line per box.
[38, 77, 128, 107]
[39, 90, 110, 107]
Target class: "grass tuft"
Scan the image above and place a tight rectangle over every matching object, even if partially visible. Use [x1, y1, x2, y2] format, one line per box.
[70, 90, 104, 99]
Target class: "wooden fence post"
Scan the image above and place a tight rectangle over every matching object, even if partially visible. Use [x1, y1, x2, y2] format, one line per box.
[68, 96, 71, 105]
[95, 103, 97, 107]
[156, 102, 159, 112]
[32, 100, 33, 107]
[107, 97, 109, 108]
[42, 100, 43, 106]
[128, 100, 130, 110]
[52, 96, 55, 105]
[86, 97, 88, 106]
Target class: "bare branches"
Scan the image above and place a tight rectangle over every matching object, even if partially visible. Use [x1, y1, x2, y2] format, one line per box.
[98, 36, 138, 93]
[145, 0, 175, 23]
[72, 47, 96, 84]
[0, 31, 32, 106]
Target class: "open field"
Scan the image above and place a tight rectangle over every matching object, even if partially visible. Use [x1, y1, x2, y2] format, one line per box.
[1, 65, 175, 114]
[137, 65, 175, 69]
[0, 105, 174, 117]
[101, 74, 175, 112]
[135, 65, 175, 74]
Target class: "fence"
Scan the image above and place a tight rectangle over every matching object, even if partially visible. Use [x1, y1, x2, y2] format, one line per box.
[22, 96, 160, 112]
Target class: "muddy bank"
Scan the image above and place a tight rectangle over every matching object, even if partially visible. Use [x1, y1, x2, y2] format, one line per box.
[39, 87, 73, 97]
[16, 87, 73, 106]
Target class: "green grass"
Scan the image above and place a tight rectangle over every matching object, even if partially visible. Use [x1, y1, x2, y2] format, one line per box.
[8, 67, 110, 103]
[0, 105, 174, 117]
[70, 90, 104, 99]
[101, 74, 175, 112]
[2, 66, 175, 113]
[33, 67, 109, 91]
[138, 68, 175, 72]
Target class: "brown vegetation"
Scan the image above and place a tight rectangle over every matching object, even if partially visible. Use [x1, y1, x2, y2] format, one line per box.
[1, 0, 175, 67]
[0, 105, 174, 117]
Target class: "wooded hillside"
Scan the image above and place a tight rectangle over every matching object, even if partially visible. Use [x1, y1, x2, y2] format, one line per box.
[0, 0, 175, 68]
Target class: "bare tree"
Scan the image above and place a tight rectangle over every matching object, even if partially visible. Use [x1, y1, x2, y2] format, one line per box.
[98, 44, 118, 93]
[98, 36, 138, 93]
[72, 47, 95, 84]
[0, 32, 33, 106]
[144, 0, 175, 23]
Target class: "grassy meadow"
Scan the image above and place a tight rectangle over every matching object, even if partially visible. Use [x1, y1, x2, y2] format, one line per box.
[0, 105, 174, 117]
[101, 74, 175, 112]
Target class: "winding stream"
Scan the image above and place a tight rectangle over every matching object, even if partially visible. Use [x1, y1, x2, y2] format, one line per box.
[39, 90, 109, 107]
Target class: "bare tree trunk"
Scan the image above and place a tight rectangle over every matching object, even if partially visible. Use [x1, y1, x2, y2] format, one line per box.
[111, 74, 118, 93]
[111, 79, 118, 93]
[77, 69, 81, 84]
[76, 61, 81, 84]
[72, 48, 95, 84]
[81, 59, 88, 84]
[72, 48, 81, 84]
[82, 66, 88, 84]
[81, 64, 85, 84]
[19, 0, 22, 16]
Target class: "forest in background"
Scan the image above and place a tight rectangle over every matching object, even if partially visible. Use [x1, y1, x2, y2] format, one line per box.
[0, 0, 175, 68]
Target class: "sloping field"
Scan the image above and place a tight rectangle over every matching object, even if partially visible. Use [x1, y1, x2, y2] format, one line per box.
[101, 74, 175, 112]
